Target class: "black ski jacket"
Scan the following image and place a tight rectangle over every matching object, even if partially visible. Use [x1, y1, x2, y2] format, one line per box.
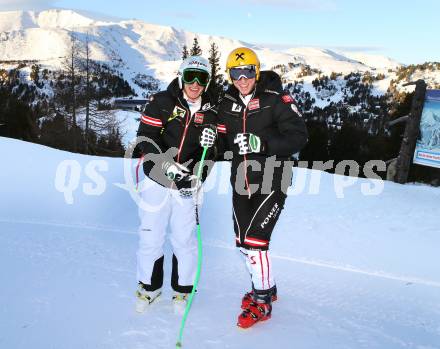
[137, 78, 217, 187]
[216, 71, 308, 194]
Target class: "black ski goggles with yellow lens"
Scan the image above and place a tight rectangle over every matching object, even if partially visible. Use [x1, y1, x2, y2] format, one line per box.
[182, 69, 210, 86]
[229, 65, 257, 80]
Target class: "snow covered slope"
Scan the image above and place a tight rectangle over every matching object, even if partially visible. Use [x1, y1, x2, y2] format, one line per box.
[1, 137, 440, 349]
[284, 47, 370, 74]
[341, 51, 400, 70]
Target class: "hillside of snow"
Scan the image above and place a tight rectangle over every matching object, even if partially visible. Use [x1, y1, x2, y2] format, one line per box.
[1, 137, 440, 348]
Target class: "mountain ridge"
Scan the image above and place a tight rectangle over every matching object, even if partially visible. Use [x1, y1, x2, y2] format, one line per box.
[0, 9, 401, 79]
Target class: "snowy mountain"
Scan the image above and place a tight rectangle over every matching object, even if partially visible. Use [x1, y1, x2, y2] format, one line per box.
[0, 9, 97, 31]
[0, 9, 403, 94]
[2, 8, 440, 151]
[1, 137, 440, 348]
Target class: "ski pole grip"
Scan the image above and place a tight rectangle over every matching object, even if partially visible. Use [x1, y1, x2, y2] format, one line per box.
[196, 147, 208, 180]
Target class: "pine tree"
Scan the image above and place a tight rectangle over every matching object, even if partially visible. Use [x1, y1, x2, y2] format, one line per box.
[190, 37, 202, 56]
[207, 42, 224, 100]
[182, 45, 189, 60]
[208, 42, 221, 82]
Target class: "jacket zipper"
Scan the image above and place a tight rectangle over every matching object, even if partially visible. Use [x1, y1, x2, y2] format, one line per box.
[177, 107, 191, 163]
[242, 107, 251, 199]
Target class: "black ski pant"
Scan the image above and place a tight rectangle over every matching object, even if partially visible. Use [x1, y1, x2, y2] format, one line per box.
[233, 189, 287, 251]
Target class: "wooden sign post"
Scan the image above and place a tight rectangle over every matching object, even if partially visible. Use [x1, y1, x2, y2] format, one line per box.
[394, 79, 427, 184]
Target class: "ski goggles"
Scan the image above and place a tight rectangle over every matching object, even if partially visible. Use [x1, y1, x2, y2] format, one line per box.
[182, 69, 210, 86]
[229, 65, 257, 81]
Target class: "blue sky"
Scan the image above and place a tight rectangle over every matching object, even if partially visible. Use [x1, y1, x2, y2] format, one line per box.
[2, 0, 439, 64]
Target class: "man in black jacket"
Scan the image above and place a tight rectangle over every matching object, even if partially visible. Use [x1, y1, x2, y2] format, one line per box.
[135, 55, 217, 313]
[217, 47, 308, 328]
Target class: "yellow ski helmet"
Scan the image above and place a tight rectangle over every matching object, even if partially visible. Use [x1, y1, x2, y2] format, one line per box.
[226, 47, 260, 81]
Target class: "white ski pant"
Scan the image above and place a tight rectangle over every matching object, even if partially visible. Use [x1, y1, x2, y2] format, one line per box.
[239, 247, 275, 291]
[137, 176, 198, 288]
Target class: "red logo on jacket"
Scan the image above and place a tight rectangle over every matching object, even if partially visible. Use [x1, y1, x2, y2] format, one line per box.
[194, 112, 204, 124]
[248, 98, 260, 111]
[282, 94, 294, 104]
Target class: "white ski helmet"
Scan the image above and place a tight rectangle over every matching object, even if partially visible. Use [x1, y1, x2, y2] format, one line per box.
[178, 55, 212, 91]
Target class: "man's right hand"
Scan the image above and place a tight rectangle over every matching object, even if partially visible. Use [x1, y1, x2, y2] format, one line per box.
[164, 162, 191, 182]
[175, 175, 201, 198]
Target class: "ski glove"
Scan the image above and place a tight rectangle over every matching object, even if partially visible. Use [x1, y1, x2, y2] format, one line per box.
[163, 161, 191, 182]
[200, 127, 217, 148]
[176, 175, 201, 198]
[234, 133, 265, 155]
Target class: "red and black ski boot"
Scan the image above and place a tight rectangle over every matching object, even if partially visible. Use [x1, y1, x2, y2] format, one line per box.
[237, 301, 272, 329]
[241, 285, 277, 309]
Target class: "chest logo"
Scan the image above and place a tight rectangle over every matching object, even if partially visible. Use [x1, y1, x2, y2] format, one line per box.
[169, 106, 186, 122]
[232, 103, 242, 112]
[248, 98, 260, 111]
[201, 103, 211, 111]
[194, 112, 204, 124]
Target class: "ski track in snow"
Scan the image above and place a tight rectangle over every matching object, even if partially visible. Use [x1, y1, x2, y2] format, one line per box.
[2, 218, 440, 289]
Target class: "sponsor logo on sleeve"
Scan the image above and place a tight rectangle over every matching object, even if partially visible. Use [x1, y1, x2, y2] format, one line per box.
[217, 124, 227, 134]
[291, 103, 302, 117]
[282, 94, 294, 104]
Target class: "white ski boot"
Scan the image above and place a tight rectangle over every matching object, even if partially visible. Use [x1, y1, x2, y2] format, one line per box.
[172, 292, 189, 315]
[135, 285, 161, 313]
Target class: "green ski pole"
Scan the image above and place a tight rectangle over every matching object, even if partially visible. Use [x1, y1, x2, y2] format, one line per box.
[176, 146, 208, 348]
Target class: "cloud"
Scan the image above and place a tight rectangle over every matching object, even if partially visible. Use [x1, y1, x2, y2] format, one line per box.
[0, 0, 59, 10]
